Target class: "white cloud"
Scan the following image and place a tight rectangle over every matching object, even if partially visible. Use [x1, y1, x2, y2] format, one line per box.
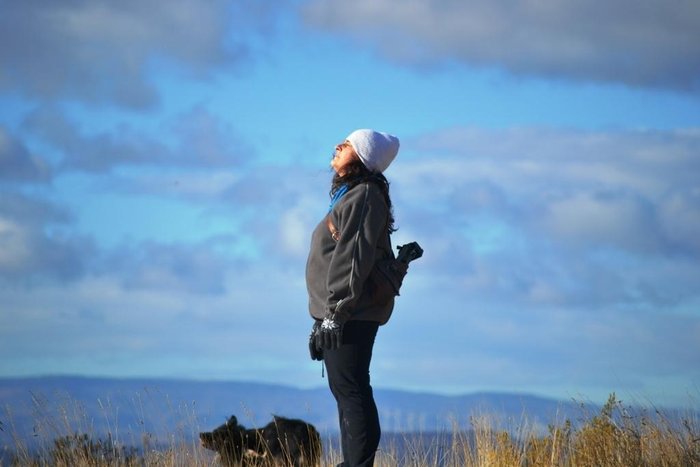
[302, 0, 700, 91]
[542, 192, 658, 251]
[0, 126, 52, 183]
[279, 196, 320, 256]
[399, 126, 700, 255]
[0, 217, 33, 270]
[0, 0, 250, 107]
[388, 125, 700, 321]
[22, 105, 250, 172]
[104, 241, 231, 295]
[658, 190, 700, 254]
[0, 193, 91, 282]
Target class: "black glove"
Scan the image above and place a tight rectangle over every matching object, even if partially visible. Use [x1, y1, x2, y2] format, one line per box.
[308, 320, 324, 361]
[314, 314, 344, 351]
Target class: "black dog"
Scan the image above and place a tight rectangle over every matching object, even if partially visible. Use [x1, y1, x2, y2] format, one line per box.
[199, 415, 321, 466]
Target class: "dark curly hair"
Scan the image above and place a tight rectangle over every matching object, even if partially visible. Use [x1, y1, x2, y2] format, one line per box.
[330, 159, 396, 233]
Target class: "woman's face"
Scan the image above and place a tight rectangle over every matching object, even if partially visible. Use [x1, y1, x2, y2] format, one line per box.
[331, 140, 358, 175]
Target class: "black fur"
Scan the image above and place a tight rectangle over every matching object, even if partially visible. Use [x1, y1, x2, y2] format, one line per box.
[199, 415, 321, 467]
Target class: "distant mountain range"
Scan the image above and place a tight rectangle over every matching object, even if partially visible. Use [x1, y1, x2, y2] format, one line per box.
[0, 376, 594, 450]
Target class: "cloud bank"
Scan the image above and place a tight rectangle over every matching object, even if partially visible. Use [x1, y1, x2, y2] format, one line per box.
[2, 120, 698, 400]
[21, 106, 250, 172]
[0, 0, 245, 108]
[303, 0, 700, 91]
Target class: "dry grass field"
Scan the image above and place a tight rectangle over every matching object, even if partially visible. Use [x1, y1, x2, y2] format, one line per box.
[1, 393, 698, 466]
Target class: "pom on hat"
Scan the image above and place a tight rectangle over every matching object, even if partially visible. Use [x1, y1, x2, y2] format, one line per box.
[345, 129, 400, 173]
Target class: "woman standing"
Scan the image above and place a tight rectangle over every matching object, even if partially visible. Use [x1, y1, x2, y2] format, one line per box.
[306, 129, 400, 467]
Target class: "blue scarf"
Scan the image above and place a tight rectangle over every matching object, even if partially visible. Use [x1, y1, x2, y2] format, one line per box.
[328, 184, 349, 212]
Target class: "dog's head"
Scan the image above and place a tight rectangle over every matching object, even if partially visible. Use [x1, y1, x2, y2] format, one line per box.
[199, 416, 247, 456]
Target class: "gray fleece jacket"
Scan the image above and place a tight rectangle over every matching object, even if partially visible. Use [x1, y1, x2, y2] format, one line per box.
[305, 181, 395, 325]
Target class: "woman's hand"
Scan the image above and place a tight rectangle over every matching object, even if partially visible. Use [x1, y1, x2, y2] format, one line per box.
[314, 314, 344, 350]
[309, 321, 324, 361]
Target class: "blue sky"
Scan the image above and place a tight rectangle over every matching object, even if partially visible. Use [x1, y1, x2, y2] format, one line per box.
[1, 0, 699, 407]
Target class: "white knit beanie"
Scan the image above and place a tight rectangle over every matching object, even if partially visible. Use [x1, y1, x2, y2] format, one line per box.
[346, 129, 400, 173]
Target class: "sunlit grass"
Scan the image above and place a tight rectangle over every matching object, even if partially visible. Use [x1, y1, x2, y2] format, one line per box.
[1, 393, 698, 466]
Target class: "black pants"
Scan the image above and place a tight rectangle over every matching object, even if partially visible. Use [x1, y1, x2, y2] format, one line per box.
[324, 320, 380, 467]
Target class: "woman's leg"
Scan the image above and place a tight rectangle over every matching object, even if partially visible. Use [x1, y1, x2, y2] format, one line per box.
[323, 320, 380, 467]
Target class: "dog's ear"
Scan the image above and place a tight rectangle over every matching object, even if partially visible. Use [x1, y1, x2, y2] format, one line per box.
[199, 431, 215, 448]
[226, 415, 238, 427]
